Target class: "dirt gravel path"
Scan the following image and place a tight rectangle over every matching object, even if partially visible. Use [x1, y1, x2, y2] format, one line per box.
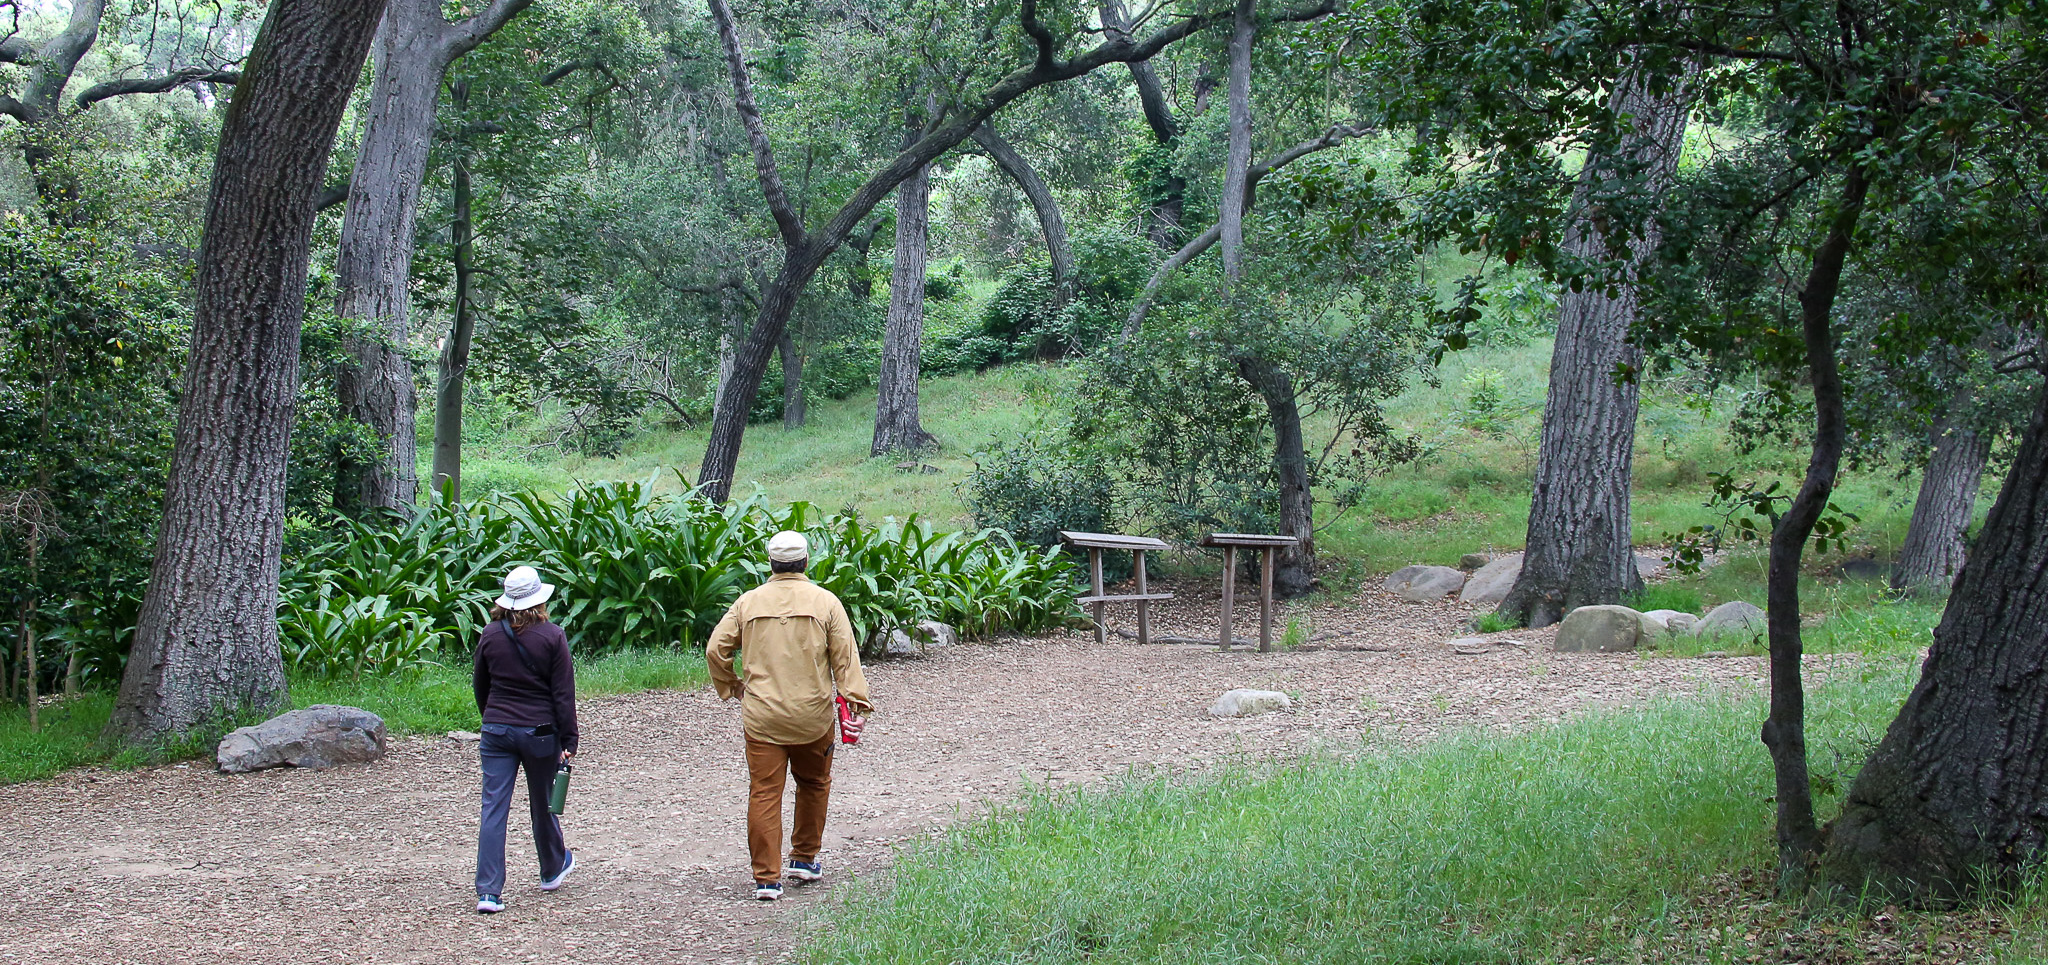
[4, 586, 1799, 965]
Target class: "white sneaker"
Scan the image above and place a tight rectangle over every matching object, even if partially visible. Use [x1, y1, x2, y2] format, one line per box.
[540, 851, 575, 891]
[477, 894, 505, 914]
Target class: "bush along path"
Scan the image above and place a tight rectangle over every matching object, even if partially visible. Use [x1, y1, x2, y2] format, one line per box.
[0, 588, 1869, 965]
[278, 474, 1079, 678]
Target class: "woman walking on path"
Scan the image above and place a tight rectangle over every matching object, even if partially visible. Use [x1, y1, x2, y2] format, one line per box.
[707, 531, 872, 900]
[471, 565, 578, 914]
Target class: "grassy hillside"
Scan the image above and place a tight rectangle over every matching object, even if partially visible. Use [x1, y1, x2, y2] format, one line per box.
[450, 338, 1981, 593]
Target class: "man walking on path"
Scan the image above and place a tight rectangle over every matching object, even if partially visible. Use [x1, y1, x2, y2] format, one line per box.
[708, 531, 872, 901]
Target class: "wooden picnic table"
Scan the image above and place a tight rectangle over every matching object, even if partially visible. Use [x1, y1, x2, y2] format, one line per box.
[1200, 533, 1299, 652]
[1058, 531, 1174, 645]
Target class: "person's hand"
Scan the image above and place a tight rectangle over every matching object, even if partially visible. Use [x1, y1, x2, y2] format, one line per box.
[560, 750, 574, 763]
[841, 715, 866, 740]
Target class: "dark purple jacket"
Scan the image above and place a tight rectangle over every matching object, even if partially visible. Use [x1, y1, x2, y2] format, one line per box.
[472, 620, 579, 754]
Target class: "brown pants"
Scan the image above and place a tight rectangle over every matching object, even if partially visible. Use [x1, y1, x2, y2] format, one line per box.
[745, 733, 835, 884]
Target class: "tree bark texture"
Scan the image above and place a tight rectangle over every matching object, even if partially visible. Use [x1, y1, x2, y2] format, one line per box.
[429, 153, 476, 503]
[1818, 377, 2048, 903]
[1893, 412, 1990, 596]
[971, 123, 1073, 295]
[778, 331, 806, 430]
[1217, 0, 1256, 283]
[872, 156, 938, 456]
[1495, 69, 1691, 630]
[108, 0, 387, 743]
[334, 0, 534, 516]
[1762, 164, 1872, 893]
[1236, 358, 1316, 596]
[693, 0, 1340, 501]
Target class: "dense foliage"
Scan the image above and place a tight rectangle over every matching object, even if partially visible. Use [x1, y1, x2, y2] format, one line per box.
[278, 477, 1080, 675]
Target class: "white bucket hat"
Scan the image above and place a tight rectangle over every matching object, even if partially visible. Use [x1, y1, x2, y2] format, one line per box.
[496, 565, 555, 610]
[766, 531, 809, 563]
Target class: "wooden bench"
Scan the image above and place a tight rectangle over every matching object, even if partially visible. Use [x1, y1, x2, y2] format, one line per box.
[1059, 531, 1174, 645]
[1200, 533, 1299, 652]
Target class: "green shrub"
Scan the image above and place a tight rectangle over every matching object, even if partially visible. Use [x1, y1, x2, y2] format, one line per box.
[281, 475, 1081, 664]
[965, 434, 1120, 550]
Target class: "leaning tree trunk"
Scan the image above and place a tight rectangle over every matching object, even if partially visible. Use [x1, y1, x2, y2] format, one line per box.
[108, 0, 386, 744]
[871, 156, 937, 456]
[429, 152, 476, 503]
[333, 5, 441, 516]
[1237, 357, 1316, 595]
[333, 0, 533, 516]
[778, 330, 806, 430]
[972, 123, 1074, 296]
[1819, 375, 2048, 903]
[1217, 0, 1255, 282]
[1099, 0, 1185, 250]
[1892, 411, 1990, 597]
[1495, 68, 1691, 629]
[1760, 164, 1872, 894]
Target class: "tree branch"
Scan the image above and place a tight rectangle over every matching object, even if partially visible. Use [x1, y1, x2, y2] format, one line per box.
[1124, 123, 1370, 336]
[1019, 0, 1059, 71]
[1099, 0, 1179, 142]
[0, 37, 30, 65]
[438, 0, 537, 64]
[807, 0, 1341, 267]
[0, 93, 27, 123]
[315, 180, 350, 213]
[708, 0, 805, 248]
[971, 122, 1073, 292]
[72, 68, 239, 112]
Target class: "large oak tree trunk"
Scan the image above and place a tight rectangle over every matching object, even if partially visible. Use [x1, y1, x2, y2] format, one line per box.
[107, 0, 386, 744]
[1892, 411, 1989, 596]
[1217, 0, 1255, 282]
[429, 153, 476, 503]
[1762, 165, 1872, 893]
[1819, 376, 2048, 903]
[872, 157, 938, 456]
[334, 3, 442, 516]
[1496, 68, 1690, 629]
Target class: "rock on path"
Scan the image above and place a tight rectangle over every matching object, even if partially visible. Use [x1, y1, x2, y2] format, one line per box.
[3, 588, 1809, 965]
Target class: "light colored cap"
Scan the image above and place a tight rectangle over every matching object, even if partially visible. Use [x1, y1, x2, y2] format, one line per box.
[767, 530, 809, 563]
[495, 565, 555, 610]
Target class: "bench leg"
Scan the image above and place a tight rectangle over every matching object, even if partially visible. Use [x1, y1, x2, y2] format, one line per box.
[1219, 546, 1236, 650]
[1259, 546, 1276, 652]
[1135, 551, 1151, 646]
[1090, 548, 1106, 645]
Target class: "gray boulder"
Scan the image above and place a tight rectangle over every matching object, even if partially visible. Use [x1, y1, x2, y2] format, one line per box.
[887, 620, 959, 655]
[1459, 553, 1493, 571]
[1459, 553, 1524, 605]
[1635, 554, 1667, 580]
[217, 705, 387, 774]
[1554, 605, 1645, 653]
[1641, 609, 1699, 635]
[1695, 601, 1767, 637]
[1838, 558, 1890, 581]
[1384, 565, 1467, 602]
[916, 620, 959, 649]
[1208, 689, 1293, 717]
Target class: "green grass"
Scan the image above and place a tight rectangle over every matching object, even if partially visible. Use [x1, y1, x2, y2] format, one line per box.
[0, 647, 710, 785]
[442, 364, 1079, 529]
[800, 655, 2028, 964]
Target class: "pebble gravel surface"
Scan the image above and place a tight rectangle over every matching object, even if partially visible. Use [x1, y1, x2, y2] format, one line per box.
[3, 584, 1815, 965]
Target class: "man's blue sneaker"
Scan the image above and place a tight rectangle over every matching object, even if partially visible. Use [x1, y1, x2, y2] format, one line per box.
[540, 851, 575, 891]
[477, 894, 505, 914]
[754, 880, 783, 901]
[786, 859, 823, 882]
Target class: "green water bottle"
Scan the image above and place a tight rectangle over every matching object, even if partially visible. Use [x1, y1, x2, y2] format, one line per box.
[548, 762, 573, 815]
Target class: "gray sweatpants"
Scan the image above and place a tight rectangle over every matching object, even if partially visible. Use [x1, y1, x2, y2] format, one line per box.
[476, 723, 568, 897]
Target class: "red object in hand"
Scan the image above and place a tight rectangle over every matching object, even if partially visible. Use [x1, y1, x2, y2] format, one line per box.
[835, 694, 860, 745]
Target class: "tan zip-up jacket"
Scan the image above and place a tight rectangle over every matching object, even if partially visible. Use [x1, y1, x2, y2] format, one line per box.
[707, 572, 873, 745]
